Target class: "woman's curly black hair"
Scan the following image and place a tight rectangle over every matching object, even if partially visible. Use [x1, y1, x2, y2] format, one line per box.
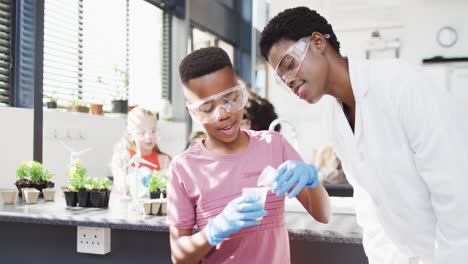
[259, 7, 341, 61]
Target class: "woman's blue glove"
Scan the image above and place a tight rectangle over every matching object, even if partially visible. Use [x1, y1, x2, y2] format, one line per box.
[204, 196, 267, 246]
[271, 160, 319, 198]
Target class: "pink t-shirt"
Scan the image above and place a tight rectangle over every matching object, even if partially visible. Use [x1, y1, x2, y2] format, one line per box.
[167, 130, 302, 263]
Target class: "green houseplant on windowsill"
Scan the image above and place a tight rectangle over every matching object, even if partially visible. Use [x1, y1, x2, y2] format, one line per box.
[45, 94, 58, 109]
[68, 99, 89, 113]
[111, 66, 129, 114]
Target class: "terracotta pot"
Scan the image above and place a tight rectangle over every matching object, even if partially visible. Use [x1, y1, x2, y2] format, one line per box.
[127, 105, 137, 112]
[89, 104, 103, 115]
[68, 105, 90, 113]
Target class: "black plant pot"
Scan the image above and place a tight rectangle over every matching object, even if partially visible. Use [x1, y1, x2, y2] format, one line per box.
[150, 191, 166, 199]
[64, 191, 78, 207]
[46, 101, 57, 109]
[31, 182, 48, 197]
[77, 190, 90, 207]
[46, 181, 55, 188]
[15, 181, 31, 197]
[111, 100, 128, 114]
[90, 190, 111, 208]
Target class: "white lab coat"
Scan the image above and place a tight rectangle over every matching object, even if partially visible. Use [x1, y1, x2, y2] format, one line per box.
[330, 57, 468, 264]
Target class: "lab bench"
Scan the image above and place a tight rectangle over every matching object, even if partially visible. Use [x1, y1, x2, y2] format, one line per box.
[0, 194, 367, 263]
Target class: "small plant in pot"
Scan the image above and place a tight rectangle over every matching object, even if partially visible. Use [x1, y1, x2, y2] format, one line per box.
[89, 96, 104, 115]
[15, 161, 55, 197]
[15, 161, 32, 196]
[111, 65, 129, 114]
[148, 170, 167, 199]
[45, 95, 58, 109]
[68, 99, 89, 113]
[68, 159, 90, 207]
[89, 177, 112, 208]
[62, 185, 78, 207]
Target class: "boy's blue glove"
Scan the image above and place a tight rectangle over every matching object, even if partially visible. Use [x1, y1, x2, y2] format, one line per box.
[271, 160, 319, 198]
[204, 196, 267, 246]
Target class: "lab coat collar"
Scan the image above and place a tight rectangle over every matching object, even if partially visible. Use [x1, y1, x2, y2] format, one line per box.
[333, 56, 368, 149]
[347, 56, 369, 99]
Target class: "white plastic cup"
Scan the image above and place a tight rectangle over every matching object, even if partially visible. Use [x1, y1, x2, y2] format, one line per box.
[257, 165, 276, 187]
[242, 187, 269, 220]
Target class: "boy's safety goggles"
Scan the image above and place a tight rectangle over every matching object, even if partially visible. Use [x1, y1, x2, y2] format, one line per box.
[273, 34, 330, 88]
[186, 82, 249, 124]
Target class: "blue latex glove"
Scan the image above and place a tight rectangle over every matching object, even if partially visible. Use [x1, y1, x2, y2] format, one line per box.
[271, 160, 319, 198]
[204, 196, 267, 246]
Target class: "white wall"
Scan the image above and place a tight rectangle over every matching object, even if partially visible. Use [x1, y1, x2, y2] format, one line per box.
[0, 107, 33, 188]
[0, 108, 187, 189]
[267, 0, 468, 161]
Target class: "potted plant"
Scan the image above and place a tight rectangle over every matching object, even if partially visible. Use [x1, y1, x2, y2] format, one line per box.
[89, 95, 103, 115]
[45, 95, 58, 109]
[62, 185, 78, 207]
[15, 161, 55, 197]
[89, 177, 112, 208]
[111, 66, 129, 114]
[68, 159, 90, 207]
[68, 99, 89, 113]
[15, 161, 32, 196]
[23, 188, 40, 204]
[148, 170, 167, 199]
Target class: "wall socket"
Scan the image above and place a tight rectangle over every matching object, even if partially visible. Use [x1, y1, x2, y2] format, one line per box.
[77, 226, 111, 255]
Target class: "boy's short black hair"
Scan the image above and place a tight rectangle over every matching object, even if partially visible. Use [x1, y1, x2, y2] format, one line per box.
[179, 47, 233, 84]
[259, 7, 341, 61]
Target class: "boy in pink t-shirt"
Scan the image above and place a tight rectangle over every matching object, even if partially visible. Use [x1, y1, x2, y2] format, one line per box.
[168, 47, 331, 263]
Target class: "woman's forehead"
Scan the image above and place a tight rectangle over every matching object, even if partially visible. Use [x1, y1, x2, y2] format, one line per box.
[268, 38, 297, 67]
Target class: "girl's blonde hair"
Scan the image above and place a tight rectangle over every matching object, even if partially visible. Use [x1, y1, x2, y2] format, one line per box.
[124, 106, 163, 154]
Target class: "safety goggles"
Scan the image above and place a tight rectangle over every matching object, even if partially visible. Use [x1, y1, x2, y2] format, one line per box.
[273, 34, 330, 88]
[186, 82, 248, 124]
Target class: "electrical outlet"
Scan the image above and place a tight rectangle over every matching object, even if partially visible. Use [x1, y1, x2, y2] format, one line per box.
[77, 226, 111, 255]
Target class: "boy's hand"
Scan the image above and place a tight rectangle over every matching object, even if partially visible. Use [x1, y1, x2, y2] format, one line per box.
[204, 196, 267, 246]
[271, 160, 319, 198]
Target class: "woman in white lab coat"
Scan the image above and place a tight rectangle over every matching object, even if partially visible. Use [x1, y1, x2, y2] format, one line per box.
[259, 7, 468, 264]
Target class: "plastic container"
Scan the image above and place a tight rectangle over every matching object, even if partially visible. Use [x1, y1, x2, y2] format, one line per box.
[257, 166, 276, 187]
[242, 187, 269, 220]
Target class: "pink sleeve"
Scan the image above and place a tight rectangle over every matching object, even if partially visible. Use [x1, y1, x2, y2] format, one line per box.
[280, 134, 303, 162]
[167, 160, 196, 230]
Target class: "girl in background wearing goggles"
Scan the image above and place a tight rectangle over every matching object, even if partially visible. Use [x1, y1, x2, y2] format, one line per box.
[167, 47, 330, 264]
[111, 106, 171, 195]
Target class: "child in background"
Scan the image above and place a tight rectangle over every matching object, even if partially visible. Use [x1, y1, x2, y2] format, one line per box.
[167, 47, 330, 263]
[240, 88, 281, 132]
[185, 130, 207, 150]
[111, 106, 171, 195]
